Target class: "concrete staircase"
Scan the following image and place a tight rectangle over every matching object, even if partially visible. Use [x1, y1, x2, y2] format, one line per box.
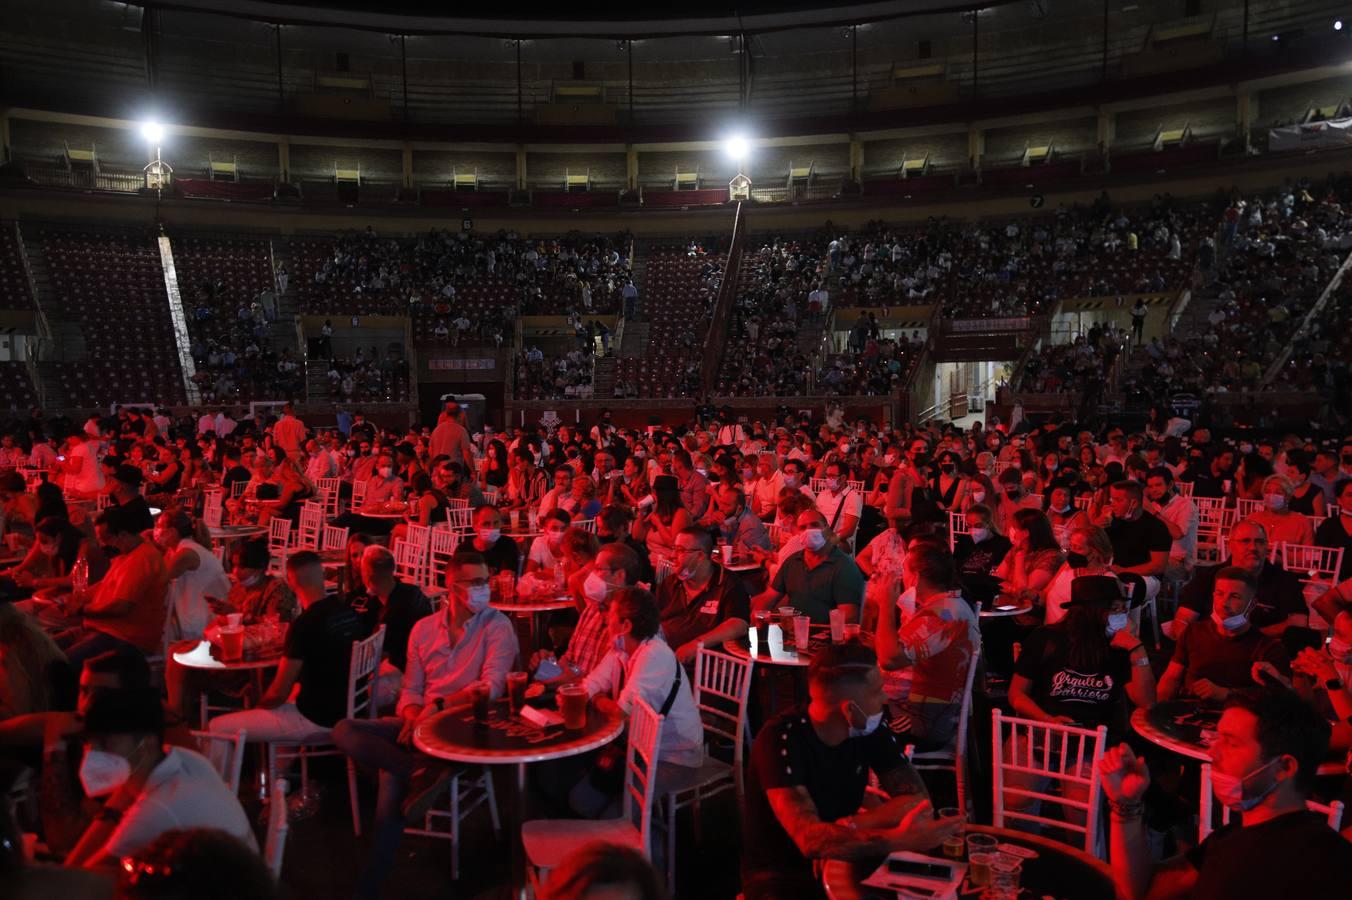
[268, 241, 301, 350]
[17, 227, 82, 406]
[592, 356, 617, 398]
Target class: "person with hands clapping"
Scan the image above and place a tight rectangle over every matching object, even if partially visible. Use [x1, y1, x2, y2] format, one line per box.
[1099, 688, 1352, 900]
[1291, 609, 1352, 752]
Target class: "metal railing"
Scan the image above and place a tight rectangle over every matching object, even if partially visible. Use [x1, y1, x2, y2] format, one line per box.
[1261, 248, 1352, 387]
[700, 202, 745, 396]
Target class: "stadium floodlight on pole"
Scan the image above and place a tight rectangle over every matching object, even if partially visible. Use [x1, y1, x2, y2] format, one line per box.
[140, 120, 172, 192]
[724, 134, 750, 162]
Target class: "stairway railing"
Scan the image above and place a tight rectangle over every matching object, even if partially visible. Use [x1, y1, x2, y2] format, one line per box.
[700, 203, 745, 396]
[1260, 248, 1352, 387]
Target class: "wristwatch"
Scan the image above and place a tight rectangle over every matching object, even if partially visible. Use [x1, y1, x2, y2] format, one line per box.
[1325, 678, 1344, 692]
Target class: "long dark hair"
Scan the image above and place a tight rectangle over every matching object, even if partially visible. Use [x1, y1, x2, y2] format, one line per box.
[1011, 508, 1060, 554]
[1059, 596, 1112, 672]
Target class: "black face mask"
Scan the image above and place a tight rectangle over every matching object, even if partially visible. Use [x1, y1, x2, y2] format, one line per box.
[940, 465, 956, 475]
[1066, 551, 1089, 568]
[1343, 454, 1352, 467]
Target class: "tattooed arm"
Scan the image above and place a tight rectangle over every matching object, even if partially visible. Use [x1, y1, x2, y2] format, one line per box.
[765, 785, 959, 862]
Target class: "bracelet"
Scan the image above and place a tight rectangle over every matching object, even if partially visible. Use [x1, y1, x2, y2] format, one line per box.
[1108, 798, 1145, 819]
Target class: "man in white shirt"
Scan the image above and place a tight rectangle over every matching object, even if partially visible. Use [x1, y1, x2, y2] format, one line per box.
[1145, 466, 1198, 585]
[569, 586, 703, 815]
[197, 411, 215, 435]
[815, 460, 863, 547]
[333, 551, 518, 900]
[214, 410, 237, 438]
[304, 437, 339, 482]
[62, 688, 256, 869]
[62, 430, 104, 498]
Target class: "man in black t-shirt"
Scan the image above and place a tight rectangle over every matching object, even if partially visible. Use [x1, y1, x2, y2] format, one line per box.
[208, 551, 372, 744]
[1100, 688, 1352, 900]
[1172, 520, 1307, 639]
[742, 642, 962, 900]
[453, 505, 521, 575]
[350, 545, 432, 675]
[1101, 480, 1170, 605]
[107, 465, 154, 535]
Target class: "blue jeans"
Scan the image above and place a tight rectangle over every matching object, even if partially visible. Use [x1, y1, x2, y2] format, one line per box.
[60, 629, 143, 673]
[332, 717, 420, 900]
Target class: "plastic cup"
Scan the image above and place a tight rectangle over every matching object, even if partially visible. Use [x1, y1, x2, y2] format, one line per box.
[752, 609, 770, 629]
[219, 626, 244, 661]
[829, 608, 845, 643]
[792, 615, 810, 649]
[842, 622, 861, 640]
[942, 835, 965, 859]
[990, 854, 1023, 896]
[968, 852, 996, 887]
[558, 684, 588, 731]
[718, 542, 732, 563]
[506, 671, 529, 714]
[471, 682, 492, 722]
[966, 833, 999, 856]
[225, 612, 243, 629]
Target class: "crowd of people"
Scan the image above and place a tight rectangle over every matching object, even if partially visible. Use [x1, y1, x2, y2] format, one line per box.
[0, 393, 1350, 898]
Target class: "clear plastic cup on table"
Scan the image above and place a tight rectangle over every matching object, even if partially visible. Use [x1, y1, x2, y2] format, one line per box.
[990, 853, 1023, 898]
[792, 615, 810, 649]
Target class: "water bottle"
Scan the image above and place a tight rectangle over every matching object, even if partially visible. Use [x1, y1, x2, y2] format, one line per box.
[553, 561, 565, 589]
[71, 552, 89, 595]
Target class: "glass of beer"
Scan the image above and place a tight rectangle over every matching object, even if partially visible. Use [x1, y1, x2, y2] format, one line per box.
[470, 682, 492, 723]
[506, 671, 529, 715]
[219, 626, 245, 661]
[558, 684, 589, 731]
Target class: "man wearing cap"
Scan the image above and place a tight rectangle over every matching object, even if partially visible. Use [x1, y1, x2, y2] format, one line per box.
[63, 687, 255, 868]
[430, 400, 474, 469]
[105, 464, 154, 534]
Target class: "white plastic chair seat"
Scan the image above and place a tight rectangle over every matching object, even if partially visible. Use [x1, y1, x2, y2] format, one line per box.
[522, 818, 643, 868]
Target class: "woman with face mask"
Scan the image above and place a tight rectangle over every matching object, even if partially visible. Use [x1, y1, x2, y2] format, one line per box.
[1247, 475, 1315, 548]
[1002, 575, 1155, 823]
[1043, 525, 1115, 626]
[1, 514, 86, 600]
[996, 509, 1066, 623]
[632, 475, 691, 570]
[562, 587, 704, 817]
[930, 451, 968, 514]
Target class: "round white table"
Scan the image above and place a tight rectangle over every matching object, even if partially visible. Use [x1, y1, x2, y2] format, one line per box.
[492, 596, 577, 652]
[415, 701, 624, 900]
[1132, 702, 1344, 775]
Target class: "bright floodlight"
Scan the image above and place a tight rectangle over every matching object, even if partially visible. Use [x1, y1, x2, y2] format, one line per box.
[725, 134, 750, 161]
[1336, 19, 1344, 30]
[141, 121, 164, 144]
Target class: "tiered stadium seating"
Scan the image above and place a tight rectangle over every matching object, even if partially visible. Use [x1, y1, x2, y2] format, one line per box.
[0, 224, 36, 310]
[42, 229, 186, 406]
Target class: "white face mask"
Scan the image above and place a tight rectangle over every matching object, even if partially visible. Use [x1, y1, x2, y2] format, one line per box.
[970, 527, 989, 543]
[478, 528, 501, 543]
[583, 571, 610, 605]
[803, 528, 827, 551]
[613, 633, 628, 654]
[79, 748, 132, 798]
[1263, 493, 1286, 512]
[848, 701, 884, 738]
[782, 475, 799, 488]
[465, 583, 491, 613]
[828, 478, 842, 492]
[378, 466, 393, 479]
[1106, 613, 1130, 636]
[1212, 609, 1249, 634]
[971, 490, 986, 503]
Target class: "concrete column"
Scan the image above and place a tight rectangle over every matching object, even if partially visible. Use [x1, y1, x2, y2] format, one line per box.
[515, 145, 527, 191]
[849, 135, 863, 182]
[625, 144, 638, 191]
[401, 143, 413, 189]
[277, 138, 290, 183]
[967, 127, 985, 173]
[1236, 90, 1254, 151]
[1096, 109, 1115, 169]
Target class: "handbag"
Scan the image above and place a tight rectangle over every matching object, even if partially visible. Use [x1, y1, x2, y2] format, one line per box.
[588, 662, 682, 795]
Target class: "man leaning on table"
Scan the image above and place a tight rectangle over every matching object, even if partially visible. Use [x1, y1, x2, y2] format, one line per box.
[741, 640, 963, 900]
[332, 550, 518, 900]
[1100, 688, 1352, 900]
